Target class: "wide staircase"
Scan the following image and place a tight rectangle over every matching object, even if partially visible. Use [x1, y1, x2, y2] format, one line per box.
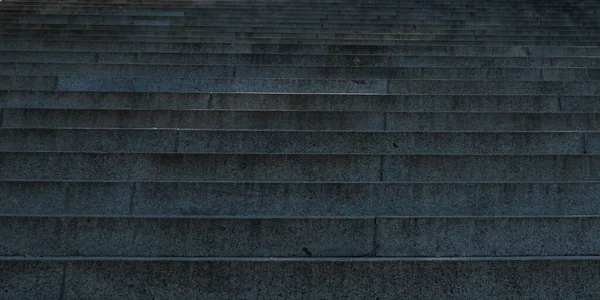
[2, 0, 600, 298]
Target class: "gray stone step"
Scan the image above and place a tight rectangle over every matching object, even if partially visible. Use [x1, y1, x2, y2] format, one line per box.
[2, 0, 590, 4]
[0, 216, 373, 257]
[4, 9, 597, 20]
[3, 7, 596, 17]
[1, 152, 599, 181]
[2, 6, 592, 13]
[3, 14, 597, 27]
[0, 2, 589, 8]
[4, 109, 600, 131]
[3, 35, 596, 46]
[0, 152, 382, 181]
[4, 51, 600, 68]
[5, 23, 600, 37]
[3, 41, 598, 57]
[4, 92, 598, 112]
[11, 9, 594, 18]
[2, 76, 599, 94]
[6, 15, 578, 25]
[1, 215, 600, 257]
[1, 129, 595, 155]
[5, 30, 600, 42]
[2, 1, 591, 7]
[4, 180, 600, 216]
[6, 24, 600, 36]
[2, 4, 595, 12]
[8, 18, 600, 31]
[3, 257, 600, 299]
[7, 63, 596, 81]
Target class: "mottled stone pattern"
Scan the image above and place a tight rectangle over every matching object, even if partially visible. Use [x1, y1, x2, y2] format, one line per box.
[1, 0, 600, 297]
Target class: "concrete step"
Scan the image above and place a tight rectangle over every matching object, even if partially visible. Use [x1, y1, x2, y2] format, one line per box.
[2, 76, 599, 94]
[2, 215, 600, 257]
[2, 257, 600, 299]
[4, 15, 598, 28]
[2, 14, 597, 24]
[0, 27, 599, 42]
[0, 216, 373, 257]
[6, 63, 597, 81]
[1, 152, 599, 181]
[10, 8, 594, 16]
[3, 180, 600, 216]
[4, 109, 600, 131]
[0, 3, 594, 10]
[1, 129, 596, 154]
[4, 92, 598, 112]
[2, 7, 597, 17]
[3, 35, 596, 46]
[3, 9, 597, 19]
[1, 0, 592, 4]
[4, 51, 600, 68]
[6, 22, 600, 34]
[3, 41, 598, 57]
[6, 30, 600, 43]
[7, 24, 600, 37]
[1, 3, 595, 10]
[8, 18, 600, 30]
[1, 1, 593, 7]
[2, 9, 597, 20]
[4, 12, 597, 21]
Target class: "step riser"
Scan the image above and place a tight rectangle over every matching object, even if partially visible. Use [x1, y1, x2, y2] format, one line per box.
[4, 64, 600, 81]
[4, 35, 599, 47]
[4, 27, 600, 37]
[3, 76, 599, 94]
[4, 42, 597, 57]
[5, 32, 600, 42]
[0, 216, 373, 257]
[6, 23, 600, 32]
[4, 259, 600, 299]
[4, 10, 597, 18]
[1, 153, 598, 181]
[8, 18, 600, 29]
[2, 6, 597, 14]
[4, 110, 600, 131]
[4, 92, 599, 111]
[4, 181, 600, 216]
[0, 129, 594, 155]
[3, 53, 599, 68]
[1, 216, 599, 257]
[9, 17, 593, 25]
[4, 13, 598, 23]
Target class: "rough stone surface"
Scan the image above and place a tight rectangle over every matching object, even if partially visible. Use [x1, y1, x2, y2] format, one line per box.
[3, 0, 600, 297]
[0, 181, 131, 215]
[59, 259, 600, 299]
[0, 217, 374, 257]
[0, 261, 63, 300]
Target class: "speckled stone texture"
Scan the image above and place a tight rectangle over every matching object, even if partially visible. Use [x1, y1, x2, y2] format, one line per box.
[0, 261, 63, 300]
[3, 0, 600, 297]
[56, 259, 600, 299]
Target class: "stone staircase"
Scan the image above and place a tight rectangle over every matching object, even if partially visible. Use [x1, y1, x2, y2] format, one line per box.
[2, 0, 600, 298]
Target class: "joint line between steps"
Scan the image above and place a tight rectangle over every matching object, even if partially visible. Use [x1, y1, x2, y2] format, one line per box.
[379, 155, 384, 182]
[372, 217, 378, 257]
[128, 182, 136, 215]
[174, 129, 180, 153]
[58, 261, 67, 300]
[581, 133, 589, 154]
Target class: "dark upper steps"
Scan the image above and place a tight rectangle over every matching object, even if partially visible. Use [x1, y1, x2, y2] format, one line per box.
[3, 92, 599, 111]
